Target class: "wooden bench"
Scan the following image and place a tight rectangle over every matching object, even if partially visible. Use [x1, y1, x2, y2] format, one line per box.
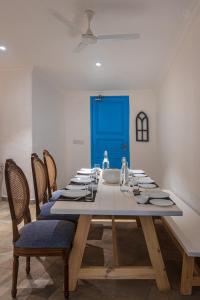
[162, 190, 200, 295]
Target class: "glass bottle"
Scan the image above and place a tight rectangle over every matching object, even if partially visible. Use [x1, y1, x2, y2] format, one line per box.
[102, 150, 110, 169]
[120, 157, 129, 191]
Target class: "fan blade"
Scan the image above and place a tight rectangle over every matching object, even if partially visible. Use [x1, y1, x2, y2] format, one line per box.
[97, 33, 140, 40]
[49, 9, 80, 35]
[74, 42, 88, 53]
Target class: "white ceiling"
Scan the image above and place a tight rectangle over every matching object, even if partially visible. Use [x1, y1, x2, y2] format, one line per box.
[0, 0, 199, 90]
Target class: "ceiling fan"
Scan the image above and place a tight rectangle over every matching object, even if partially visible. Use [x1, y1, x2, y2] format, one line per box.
[51, 9, 140, 53]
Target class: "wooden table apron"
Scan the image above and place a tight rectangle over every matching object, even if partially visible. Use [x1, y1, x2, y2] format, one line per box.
[51, 176, 182, 292]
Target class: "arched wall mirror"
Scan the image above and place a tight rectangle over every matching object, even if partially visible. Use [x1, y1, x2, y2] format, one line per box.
[136, 111, 149, 142]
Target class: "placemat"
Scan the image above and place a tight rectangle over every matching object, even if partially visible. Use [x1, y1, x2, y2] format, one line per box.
[57, 191, 97, 202]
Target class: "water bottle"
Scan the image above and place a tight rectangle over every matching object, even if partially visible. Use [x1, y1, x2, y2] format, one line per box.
[102, 150, 110, 169]
[125, 162, 129, 184]
[120, 157, 126, 184]
[120, 157, 129, 191]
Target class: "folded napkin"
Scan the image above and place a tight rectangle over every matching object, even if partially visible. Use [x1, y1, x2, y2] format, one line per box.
[58, 193, 95, 202]
[135, 192, 174, 205]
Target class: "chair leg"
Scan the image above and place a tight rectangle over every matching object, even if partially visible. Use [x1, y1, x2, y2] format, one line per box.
[26, 256, 30, 275]
[64, 254, 69, 299]
[12, 255, 19, 298]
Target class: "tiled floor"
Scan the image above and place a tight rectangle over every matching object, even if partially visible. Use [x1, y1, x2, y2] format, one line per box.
[0, 199, 200, 299]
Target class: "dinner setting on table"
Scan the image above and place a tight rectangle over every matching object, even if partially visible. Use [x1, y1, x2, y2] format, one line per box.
[53, 153, 176, 208]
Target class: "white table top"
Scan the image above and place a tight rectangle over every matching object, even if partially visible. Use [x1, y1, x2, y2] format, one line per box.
[51, 175, 182, 217]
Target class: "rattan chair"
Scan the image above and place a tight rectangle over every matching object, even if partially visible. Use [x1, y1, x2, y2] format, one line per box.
[43, 149, 57, 198]
[31, 153, 79, 222]
[31, 153, 48, 217]
[5, 159, 75, 299]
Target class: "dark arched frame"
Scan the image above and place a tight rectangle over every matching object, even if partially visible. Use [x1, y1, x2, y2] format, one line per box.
[136, 111, 149, 142]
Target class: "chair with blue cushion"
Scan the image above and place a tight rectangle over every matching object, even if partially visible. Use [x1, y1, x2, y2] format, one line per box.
[31, 153, 79, 222]
[5, 159, 75, 299]
[43, 149, 57, 198]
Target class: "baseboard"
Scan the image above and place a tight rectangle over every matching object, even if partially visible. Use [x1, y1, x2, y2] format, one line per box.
[0, 196, 7, 201]
[0, 196, 35, 203]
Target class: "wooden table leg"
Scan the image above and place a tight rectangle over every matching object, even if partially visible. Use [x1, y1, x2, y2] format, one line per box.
[135, 217, 141, 228]
[69, 215, 92, 291]
[180, 253, 194, 295]
[112, 216, 119, 266]
[140, 216, 170, 291]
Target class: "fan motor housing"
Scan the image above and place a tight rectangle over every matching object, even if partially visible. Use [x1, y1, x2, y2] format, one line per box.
[82, 34, 97, 44]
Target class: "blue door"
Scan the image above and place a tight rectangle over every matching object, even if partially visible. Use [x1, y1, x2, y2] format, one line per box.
[91, 95, 130, 169]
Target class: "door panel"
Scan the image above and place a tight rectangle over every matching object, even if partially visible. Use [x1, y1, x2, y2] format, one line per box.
[91, 96, 130, 168]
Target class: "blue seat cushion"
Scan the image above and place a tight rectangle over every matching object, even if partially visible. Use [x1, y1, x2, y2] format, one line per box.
[15, 220, 75, 248]
[38, 201, 79, 223]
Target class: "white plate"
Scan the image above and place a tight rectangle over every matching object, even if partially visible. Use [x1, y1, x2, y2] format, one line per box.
[77, 170, 94, 175]
[133, 174, 146, 177]
[75, 174, 90, 178]
[75, 175, 95, 181]
[71, 177, 93, 184]
[66, 184, 87, 190]
[149, 199, 174, 206]
[60, 190, 90, 198]
[139, 183, 157, 189]
[80, 168, 94, 172]
[144, 191, 169, 199]
[130, 169, 145, 174]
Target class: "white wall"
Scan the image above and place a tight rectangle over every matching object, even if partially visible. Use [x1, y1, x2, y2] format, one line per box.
[0, 68, 68, 198]
[32, 70, 67, 188]
[0, 68, 33, 197]
[132, 90, 158, 181]
[63, 89, 158, 183]
[158, 7, 200, 212]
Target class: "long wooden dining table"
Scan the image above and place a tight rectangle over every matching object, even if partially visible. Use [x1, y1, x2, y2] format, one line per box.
[51, 173, 182, 292]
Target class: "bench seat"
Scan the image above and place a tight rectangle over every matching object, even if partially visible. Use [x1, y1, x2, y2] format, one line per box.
[162, 190, 200, 295]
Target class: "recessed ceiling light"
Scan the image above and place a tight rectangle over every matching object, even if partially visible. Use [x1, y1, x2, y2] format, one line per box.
[0, 46, 6, 51]
[96, 62, 101, 67]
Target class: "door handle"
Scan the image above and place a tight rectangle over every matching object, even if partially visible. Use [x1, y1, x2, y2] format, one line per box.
[121, 144, 127, 151]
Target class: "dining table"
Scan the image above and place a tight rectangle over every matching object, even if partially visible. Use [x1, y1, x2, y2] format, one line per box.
[51, 171, 182, 292]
